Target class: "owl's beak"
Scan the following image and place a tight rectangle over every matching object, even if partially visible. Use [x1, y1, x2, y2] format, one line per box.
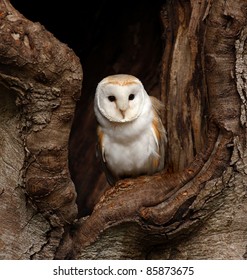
[119, 109, 126, 119]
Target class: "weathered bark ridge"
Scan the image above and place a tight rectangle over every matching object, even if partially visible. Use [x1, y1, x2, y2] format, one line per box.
[0, 0, 81, 258]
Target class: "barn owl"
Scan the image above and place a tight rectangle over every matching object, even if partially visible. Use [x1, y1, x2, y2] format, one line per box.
[94, 74, 166, 185]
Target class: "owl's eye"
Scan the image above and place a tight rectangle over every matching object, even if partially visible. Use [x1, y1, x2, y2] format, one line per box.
[129, 94, 135, 100]
[108, 95, 116, 102]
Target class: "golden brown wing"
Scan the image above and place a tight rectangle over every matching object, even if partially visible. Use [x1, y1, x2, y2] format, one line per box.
[150, 96, 167, 173]
[96, 127, 117, 186]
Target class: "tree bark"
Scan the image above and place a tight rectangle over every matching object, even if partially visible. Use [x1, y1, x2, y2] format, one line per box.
[0, 0, 81, 259]
[1, 0, 247, 260]
[67, 0, 247, 260]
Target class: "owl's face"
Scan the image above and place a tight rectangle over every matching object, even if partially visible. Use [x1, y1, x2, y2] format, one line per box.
[95, 74, 147, 123]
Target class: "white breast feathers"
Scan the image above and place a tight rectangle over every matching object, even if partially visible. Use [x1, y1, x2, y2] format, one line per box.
[94, 74, 166, 185]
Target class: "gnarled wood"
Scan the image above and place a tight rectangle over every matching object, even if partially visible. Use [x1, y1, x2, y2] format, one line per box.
[0, 0, 82, 258]
[56, 0, 247, 259]
[1, 0, 247, 260]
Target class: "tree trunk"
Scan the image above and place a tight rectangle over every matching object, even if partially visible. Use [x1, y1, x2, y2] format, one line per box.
[1, 0, 247, 260]
[0, 0, 81, 259]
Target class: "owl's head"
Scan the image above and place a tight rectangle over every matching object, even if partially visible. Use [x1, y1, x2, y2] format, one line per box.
[95, 74, 148, 123]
